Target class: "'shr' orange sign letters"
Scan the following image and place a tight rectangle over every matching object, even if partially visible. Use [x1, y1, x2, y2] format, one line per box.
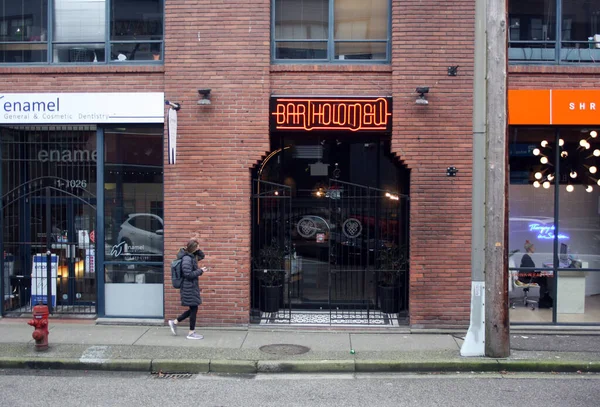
[270, 97, 392, 132]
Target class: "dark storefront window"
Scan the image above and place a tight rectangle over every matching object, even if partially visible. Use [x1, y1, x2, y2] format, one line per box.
[509, 0, 600, 65]
[509, 127, 600, 324]
[1, 126, 98, 314]
[0, 0, 164, 64]
[251, 132, 409, 324]
[273, 0, 390, 62]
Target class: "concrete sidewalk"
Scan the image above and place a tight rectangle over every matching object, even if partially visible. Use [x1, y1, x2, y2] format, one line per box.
[1, 319, 600, 374]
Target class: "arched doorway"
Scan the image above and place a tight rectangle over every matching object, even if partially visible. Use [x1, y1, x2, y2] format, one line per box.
[251, 133, 409, 325]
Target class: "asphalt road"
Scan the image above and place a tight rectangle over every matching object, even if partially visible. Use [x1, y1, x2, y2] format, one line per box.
[1, 370, 599, 407]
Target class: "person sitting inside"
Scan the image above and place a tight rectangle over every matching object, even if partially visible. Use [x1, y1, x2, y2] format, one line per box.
[518, 240, 537, 283]
[519, 240, 553, 308]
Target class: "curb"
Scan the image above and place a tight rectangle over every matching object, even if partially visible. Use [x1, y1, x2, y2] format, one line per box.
[0, 357, 151, 372]
[1, 357, 599, 374]
[257, 360, 355, 373]
[355, 359, 500, 373]
[152, 359, 210, 374]
[209, 359, 257, 374]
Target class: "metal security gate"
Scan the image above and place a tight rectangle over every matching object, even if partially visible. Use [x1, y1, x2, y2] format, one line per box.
[251, 177, 409, 325]
[1, 127, 97, 316]
[250, 179, 292, 323]
[328, 179, 409, 324]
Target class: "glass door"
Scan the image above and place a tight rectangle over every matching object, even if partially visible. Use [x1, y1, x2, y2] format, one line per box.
[1, 126, 98, 315]
[30, 195, 96, 312]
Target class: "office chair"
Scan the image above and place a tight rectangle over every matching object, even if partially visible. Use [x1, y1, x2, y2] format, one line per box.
[508, 258, 539, 310]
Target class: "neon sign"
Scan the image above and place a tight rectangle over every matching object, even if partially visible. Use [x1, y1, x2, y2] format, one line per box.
[528, 223, 569, 240]
[270, 97, 392, 132]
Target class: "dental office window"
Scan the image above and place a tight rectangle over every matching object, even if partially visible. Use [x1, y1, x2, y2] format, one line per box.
[0, 0, 164, 64]
[104, 126, 164, 284]
[273, 0, 390, 62]
[509, 0, 600, 64]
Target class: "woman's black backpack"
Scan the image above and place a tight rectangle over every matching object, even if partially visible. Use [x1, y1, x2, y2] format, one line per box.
[171, 257, 184, 288]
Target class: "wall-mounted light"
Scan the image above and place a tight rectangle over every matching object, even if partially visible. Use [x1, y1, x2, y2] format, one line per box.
[197, 89, 211, 105]
[415, 87, 429, 105]
[447, 66, 459, 76]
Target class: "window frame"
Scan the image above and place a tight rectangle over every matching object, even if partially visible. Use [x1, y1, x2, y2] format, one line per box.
[509, 0, 600, 65]
[0, 0, 165, 66]
[271, 0, 392, 64]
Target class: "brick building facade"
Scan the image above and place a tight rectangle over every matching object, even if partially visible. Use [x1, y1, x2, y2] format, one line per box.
[2, 1, 599, 328]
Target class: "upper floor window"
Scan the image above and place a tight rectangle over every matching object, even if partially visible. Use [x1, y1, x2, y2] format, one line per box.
[509, 0, 600, 65]
[273, 0, 390, 63]
[0, 0, 164, 64]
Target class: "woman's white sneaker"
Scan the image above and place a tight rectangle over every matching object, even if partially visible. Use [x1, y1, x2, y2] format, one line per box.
[168, 320, 177, 336]
[186, 332, 203, 340]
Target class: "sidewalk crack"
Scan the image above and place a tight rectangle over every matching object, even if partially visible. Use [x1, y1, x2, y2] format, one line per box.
[239, 330, 250, 349]
[132, 327, 151, 346]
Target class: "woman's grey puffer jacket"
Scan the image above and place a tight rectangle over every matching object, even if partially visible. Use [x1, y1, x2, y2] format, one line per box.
[177, 249, 204, 306]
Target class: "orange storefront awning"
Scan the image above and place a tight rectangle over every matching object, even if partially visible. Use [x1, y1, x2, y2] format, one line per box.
[508, 89, 600, 125]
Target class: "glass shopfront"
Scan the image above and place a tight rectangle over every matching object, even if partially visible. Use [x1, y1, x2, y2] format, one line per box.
[103, 127, 164, 317]
[0, 125, 164, 318]
[509, 127, 600, 324]
[1, 126, 98, 314]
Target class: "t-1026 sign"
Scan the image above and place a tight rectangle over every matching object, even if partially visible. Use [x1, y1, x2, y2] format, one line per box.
[270, 97, 392, 132]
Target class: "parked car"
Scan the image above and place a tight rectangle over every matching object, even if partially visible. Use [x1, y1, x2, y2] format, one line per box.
[117, 213, 164, 256]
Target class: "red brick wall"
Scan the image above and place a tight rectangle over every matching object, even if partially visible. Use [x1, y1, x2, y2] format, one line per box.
[390, 1, 476, 327]
[0, 67, 164, 92]
[509, 66, 600, 88]
[163, 0, 272, 325]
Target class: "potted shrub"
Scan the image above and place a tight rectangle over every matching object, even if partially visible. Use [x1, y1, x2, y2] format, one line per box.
[376, 244, 407, 314]
[253, 240, 286, 312]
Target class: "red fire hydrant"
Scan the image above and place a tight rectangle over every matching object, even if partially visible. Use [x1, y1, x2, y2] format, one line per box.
[28, 304, 49, 351]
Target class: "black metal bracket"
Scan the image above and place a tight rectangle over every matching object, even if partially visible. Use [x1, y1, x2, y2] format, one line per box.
[447, 66, 458, 76]
[446, 166, 458, 176]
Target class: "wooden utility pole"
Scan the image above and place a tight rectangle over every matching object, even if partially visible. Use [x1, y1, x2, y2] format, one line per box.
[484, 0, 510, 357]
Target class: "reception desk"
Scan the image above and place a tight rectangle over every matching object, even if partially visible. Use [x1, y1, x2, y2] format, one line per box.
[556, 270, 586, 314]
[540, 262, 587, 314]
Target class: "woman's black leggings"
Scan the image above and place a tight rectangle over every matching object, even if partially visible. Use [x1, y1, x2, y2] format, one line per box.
[177, 306, 198, 331]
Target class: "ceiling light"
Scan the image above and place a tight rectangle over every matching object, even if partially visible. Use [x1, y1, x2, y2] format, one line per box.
[567, 185, 574, 192]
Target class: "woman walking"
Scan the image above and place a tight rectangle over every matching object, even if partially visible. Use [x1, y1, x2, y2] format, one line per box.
[168, 239, 208, 339]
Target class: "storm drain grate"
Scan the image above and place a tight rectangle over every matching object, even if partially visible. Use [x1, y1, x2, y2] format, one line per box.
[259, 344, 310, 355]
[153, 373, 194, 379]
